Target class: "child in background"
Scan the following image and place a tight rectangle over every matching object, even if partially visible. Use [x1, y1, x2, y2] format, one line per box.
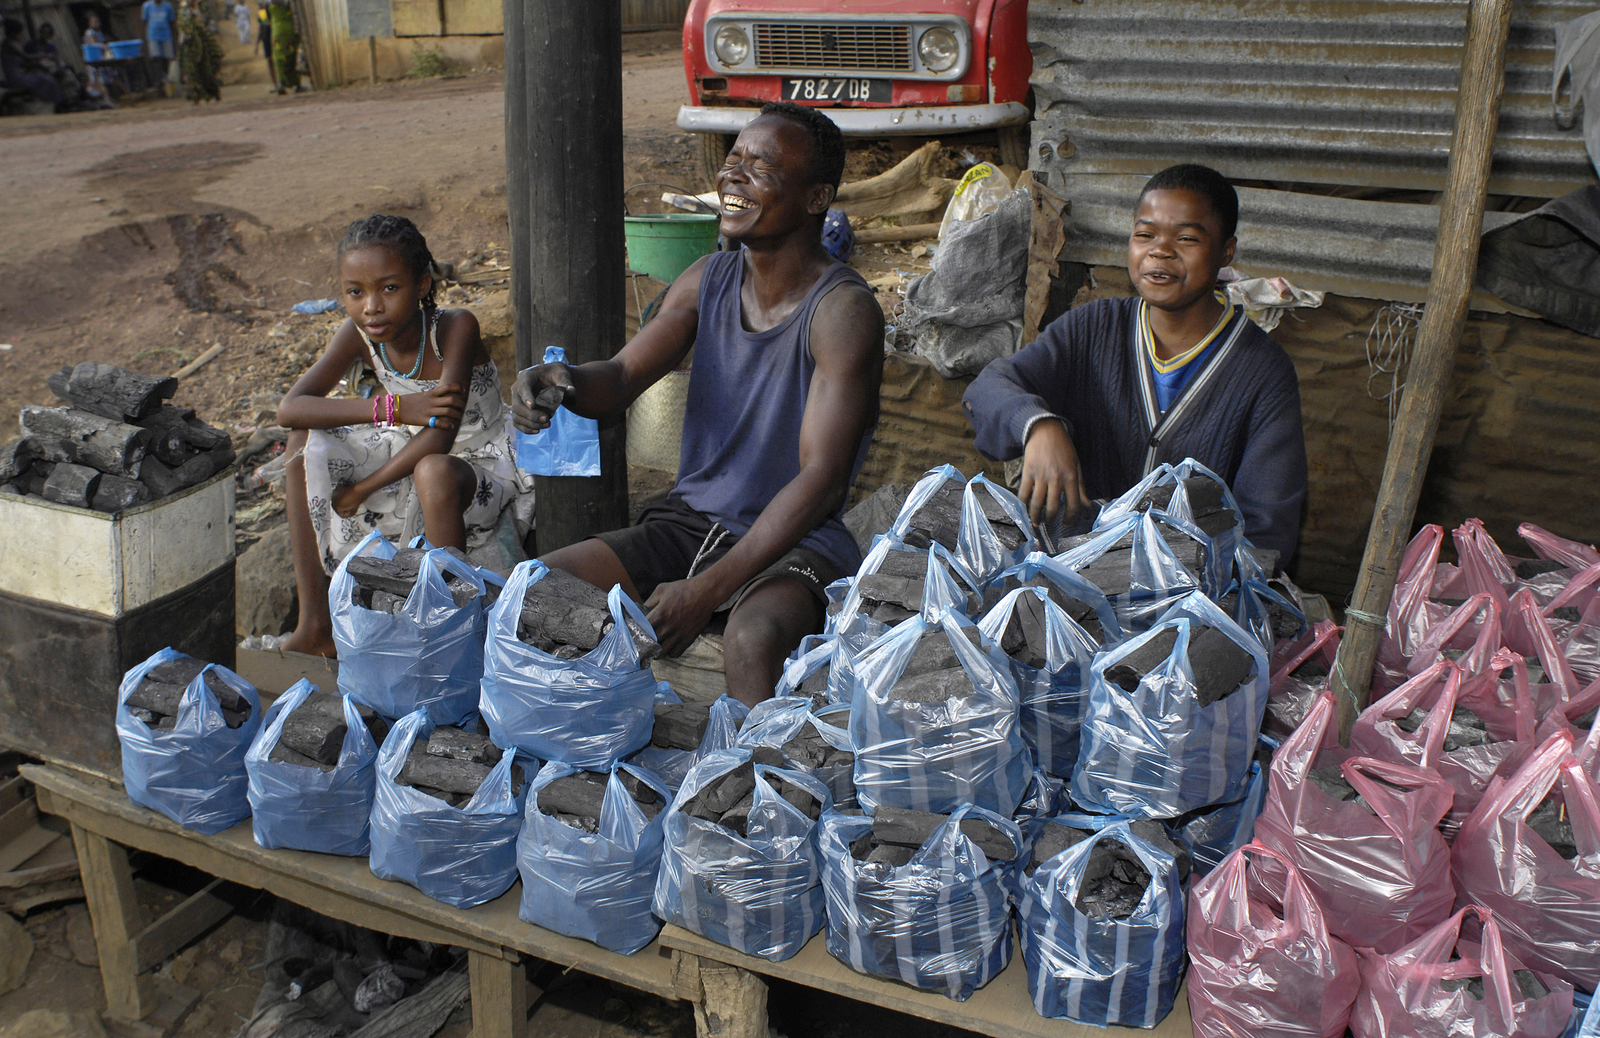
[233, 0, 252, 45]
[276, 214, 532, 657]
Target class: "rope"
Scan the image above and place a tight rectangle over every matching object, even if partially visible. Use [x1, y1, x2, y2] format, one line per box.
[1365, 302, 1424, 431]
[1344, 606, 1387, 627]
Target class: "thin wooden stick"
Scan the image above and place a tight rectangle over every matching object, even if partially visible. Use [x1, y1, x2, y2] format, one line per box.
[855, 223, 944, 244]
[171, 343, 224, 380]
[1329, 0, 1516, 743]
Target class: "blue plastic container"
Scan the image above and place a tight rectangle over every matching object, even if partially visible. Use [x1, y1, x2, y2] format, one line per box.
[108, 39, 142, 59]
[83, 43, 105, 61]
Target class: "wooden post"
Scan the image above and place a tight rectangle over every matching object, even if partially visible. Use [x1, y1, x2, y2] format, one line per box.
[503, 0, 630, 553]
[367, 35, 378, 84]
[72, 824, 153, 1021]
[467, 950, 528, 1038]
[1329, 0, 1515, 741]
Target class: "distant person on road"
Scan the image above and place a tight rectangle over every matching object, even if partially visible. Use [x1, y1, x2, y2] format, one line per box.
[232, 0, 252, 45]
[275, 214, 533, 658]
[265, 0, 299, 93]
[255, 2, 275, 89]
[511, 101, 884, 706]
[141, 0, 176, 84]
[2, 19, 65, 110]
[177, 0, 222, 101]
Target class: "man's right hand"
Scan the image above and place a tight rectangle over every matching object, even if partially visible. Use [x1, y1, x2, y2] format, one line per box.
[511, 363, 575, 434]
[1019, 418, 1090, 526]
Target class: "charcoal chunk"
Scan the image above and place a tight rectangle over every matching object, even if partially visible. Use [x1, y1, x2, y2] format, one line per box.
[1516, 558, 1567, 580]
[887, 667, 971, 704]
[537, 772, 607, 819]
[1554, 605, 1583, 624]
[683, 762, 756, 823]
[1136, 475, 1227, 518]
[1028, 821, 1093, 875]
[899, 477, 966, 551]
[91, 473, 151, 513]
[870, 806, 1017, 861]
[269, 742, 335, 772]
[652, 701, 712, 751]
[47, 362, 176, 421]
[426, 726, 502, 766]
[1127, 818, 1191, 885]
[779, 726, 832, 769]
[517, 565, 659, 662]
[277, 707, 347, 765]
[397, 738, 492, 796]
[1187, 626, 1256, 706]
[1074, 838, 1151, 920]
[1528, 796, 1578, 859]
[896, 627, 983, 681]
[1105, 629, 1180, 693]
[349, 546, 479, 609]
[41, 462, 100, 508]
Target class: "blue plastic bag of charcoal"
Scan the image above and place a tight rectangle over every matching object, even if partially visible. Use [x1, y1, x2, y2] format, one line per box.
[736, 697, 857, 809]
[1072, 591, 1268, 819]
[1224, 576, 1306, 657]
[955, 473, 1035, 584]
[977, 556, 1120, 779]
[1094, 459, 1243, 596]
[887, 464, 970, 551]
[827, 537, 986, 652]
[245, 681, 381, 855]
[652, 749, 832, 962]
[851, 601, 1031, 817]
[331, 531, 489, 724]
[1018, 819, 1187, 1028]
[517, 760, 673, 954]
[774, 633, 856, 707]
[514, 346, 601, 477]
[1163, 734, 1274, 879]
[117, 648, 262, 835]
[819, 805, 1023, 1001]
[480, 560, 663, 769]
[1060, 511, 1210, 632]
[368, 710, 528, 908]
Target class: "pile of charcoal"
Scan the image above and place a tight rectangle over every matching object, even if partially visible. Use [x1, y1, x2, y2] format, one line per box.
[899, 474, 1028, 554]
[395, 723, 522, 807]
[536, 769, 662, 833]
[1132, 474, 1238, 541]
[682, 750, 822, 838]
[517, 567, 661, 662]
[777, 723, 854, 782]
[1305, 766, 1414, 817]
[989, 573, 1106, 667]
[1105, 624, 1255, 706]
[1027, 819, 1190, 885]
[1441, 967, 1549, 1003]
[1527, 795, 1579, 860]
[0, 362, 235, 512]
[1392, 703, 1494, 751]
[832, 547, 988, 630]
[885, 628, 986, 705]
[126, 657, 252, 730]
[348, 546, 483, 612]
[650, 701, 714, 751]
[266, 692, 389, 770]
[1071, 519, 1208, 598]
[848, 806, 1017, 867]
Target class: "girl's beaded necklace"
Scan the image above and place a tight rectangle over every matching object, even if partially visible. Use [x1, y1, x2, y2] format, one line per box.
[371, 304, 431, 380]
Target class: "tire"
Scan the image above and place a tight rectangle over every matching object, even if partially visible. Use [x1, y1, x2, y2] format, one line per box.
[997, 124, 1030, 170]
[694, 132, 736, 191]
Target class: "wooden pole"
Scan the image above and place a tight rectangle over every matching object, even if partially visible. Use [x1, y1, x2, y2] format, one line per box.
[1329, 0, 1515, 742]
[503, 0, 630, 553]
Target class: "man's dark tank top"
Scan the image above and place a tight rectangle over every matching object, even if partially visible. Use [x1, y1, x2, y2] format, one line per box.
[673, 248, 874, 575]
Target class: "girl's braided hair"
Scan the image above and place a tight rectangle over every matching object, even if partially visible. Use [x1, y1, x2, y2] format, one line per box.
[337, 214, 439, 310]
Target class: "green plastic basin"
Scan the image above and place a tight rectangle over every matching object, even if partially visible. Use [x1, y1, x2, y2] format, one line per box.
[624, 213, 720, 284]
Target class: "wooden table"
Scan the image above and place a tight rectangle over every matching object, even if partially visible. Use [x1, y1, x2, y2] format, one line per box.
[27, 762, 1195, 1038]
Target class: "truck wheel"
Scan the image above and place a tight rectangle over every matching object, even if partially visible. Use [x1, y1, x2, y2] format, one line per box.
[695, 132, 736, 191]
[997, 125, 1030, 170]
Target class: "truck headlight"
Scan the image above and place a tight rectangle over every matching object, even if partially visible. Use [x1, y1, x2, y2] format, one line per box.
[713, 25, 749, 67]
[917, 27, 959, 73]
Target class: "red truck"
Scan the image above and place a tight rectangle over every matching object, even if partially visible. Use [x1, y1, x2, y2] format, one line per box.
[678, 0, 1033, 185]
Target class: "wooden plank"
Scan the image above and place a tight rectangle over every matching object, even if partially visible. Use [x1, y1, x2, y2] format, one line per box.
[131, 878, 235, 974]
[468, 950, 529, 1038]
[0, 826, 60, 873]
[0, 773, 29, 815]
[26, 765, 680, 1001]
[73, 823, 154, 1021]
[0, 794, 38, 849]
[657, 926, 1195, 1038]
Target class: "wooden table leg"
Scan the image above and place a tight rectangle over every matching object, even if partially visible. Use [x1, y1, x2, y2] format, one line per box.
[468, 950, 528, 1038]
[71, 823, 153, 1021]
[678, 952, 767, 1038]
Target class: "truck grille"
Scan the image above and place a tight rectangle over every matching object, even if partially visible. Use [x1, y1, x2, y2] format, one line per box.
[751, 23, 913, 72]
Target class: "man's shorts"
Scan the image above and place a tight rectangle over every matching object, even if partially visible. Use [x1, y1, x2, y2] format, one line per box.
[595, 494, 843, 610]
[148, 38, 175, 58]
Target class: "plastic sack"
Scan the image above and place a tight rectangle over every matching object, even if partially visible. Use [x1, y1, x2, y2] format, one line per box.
[517, 760, 672, 954]
[1232, 576, 1307, 659]
[368, 710, 527, 908]
[850, 607, 1031, 817]
[1265, 620, 1340, 741]
[828, 535, 984, 651]
[1577, 988, 1600, 1038]
[332, 531, 488, 724]
[774, 633, 856, 707]
[652, 748, 831, 962]
[245, 681, 377, 855]
[976, 558, 1113, 780]
[737, 697, 857, 808]
[1520, 522, 1600, 573]
[480, 560, 662, 768]
[1186, 841, 1361, 1038]
[937, 162, 1013, 241]
[1452, 730, 1600, 991]
[1254, 692, 1456, 954]
[1072, 591, 1268, 819]
[1374, 524, 1448, 694]
[955, 473, 1034, 584]
[1094, 459, 1245, 598]
[117, 648, 262, 835]
[1167, 735, 1274, 878]
[1351, 906, 1573, 1038]
[820, 805, 1020, 1002]
[1018, 819, 1187, 1027]
[1061, 510, 1207, 631]
[886, 465, 968, 552]
[514, 346, 600, 476]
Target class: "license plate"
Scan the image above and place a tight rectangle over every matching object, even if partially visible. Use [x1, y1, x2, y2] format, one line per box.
[782, 77, 891, 104]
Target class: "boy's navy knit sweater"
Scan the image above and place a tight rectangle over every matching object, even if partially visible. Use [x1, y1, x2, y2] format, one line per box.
[962, 296, 1308, 561]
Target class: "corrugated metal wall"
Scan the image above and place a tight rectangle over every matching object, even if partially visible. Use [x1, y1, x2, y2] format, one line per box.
[621, 0, 689, 31]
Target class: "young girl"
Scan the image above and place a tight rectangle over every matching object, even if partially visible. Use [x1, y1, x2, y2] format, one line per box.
[277, 214, 531, 657]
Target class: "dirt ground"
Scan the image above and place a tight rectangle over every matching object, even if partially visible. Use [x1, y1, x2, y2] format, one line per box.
[0, 28, 1004, 1038]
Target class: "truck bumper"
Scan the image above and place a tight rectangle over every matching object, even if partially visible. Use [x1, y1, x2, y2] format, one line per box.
[676, 102, 1031, 136]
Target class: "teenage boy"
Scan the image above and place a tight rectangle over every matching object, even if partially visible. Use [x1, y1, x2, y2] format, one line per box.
[512, 101, 884, 706]
[963, 163, 1307, 561]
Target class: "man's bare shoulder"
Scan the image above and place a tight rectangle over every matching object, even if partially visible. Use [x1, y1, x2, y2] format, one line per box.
[811, 277, 884, 362]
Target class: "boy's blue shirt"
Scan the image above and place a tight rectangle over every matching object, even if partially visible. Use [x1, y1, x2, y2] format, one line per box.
[143, 0, 175, 40]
